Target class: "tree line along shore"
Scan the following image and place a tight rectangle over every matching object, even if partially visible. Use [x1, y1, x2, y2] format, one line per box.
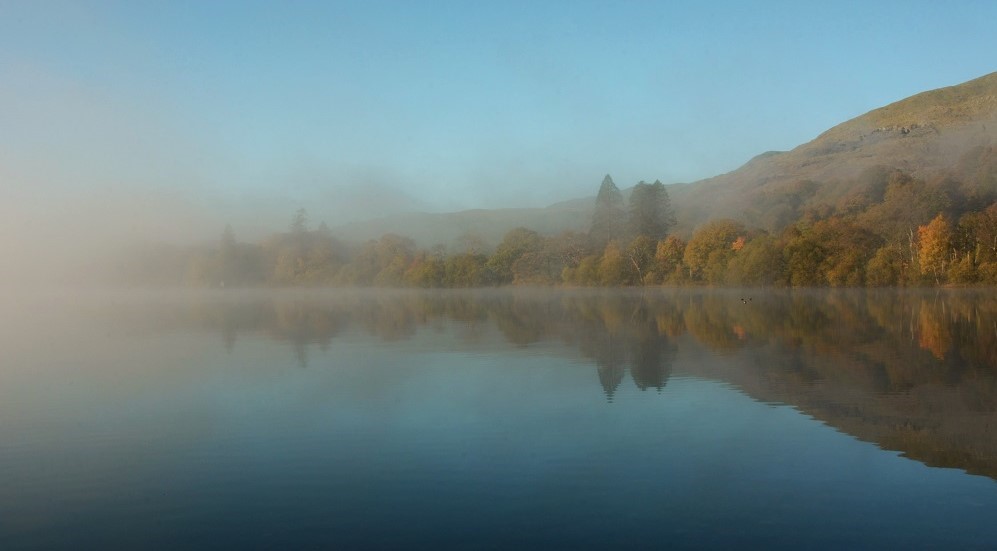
[121, 169, 997, 288]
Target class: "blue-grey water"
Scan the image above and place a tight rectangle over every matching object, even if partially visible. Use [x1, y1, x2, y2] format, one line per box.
[1, 288, 996, 549]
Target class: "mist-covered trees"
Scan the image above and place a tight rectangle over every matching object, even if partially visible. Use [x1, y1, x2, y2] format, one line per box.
[184, 225, 267, 286]
[488, 227, 543, 284]
[589, 175, 676, 246]
[589, 175, 626, 246]
[628, 180, 675, 241]
[267, 210, 348, 285]
[127, 161, 997, 289]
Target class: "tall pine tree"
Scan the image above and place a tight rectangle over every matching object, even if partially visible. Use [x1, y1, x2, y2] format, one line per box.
[590, 174, 626, 246]
[628, 179, 675, 241]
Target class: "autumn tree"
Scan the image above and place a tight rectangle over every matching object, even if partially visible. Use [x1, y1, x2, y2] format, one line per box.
[918, 213, 952, 284]
[444, 252, 494, 287]
[725, 234, 785, 286]
[783, 218, 881, 287]
[370, 234, 416, 285]
[404, 249, 446, 287]
[625, 235, 657, 285]
[858, 171, 951, 269]
[547, 231, 593, 276]
[865, 245, 905, 286]
[564, 255, 600, 286]
[487, 227, 543, 284]
[683, 219, 745, 283]
[654, 236, 686, 284]
[598, 241, 631, 286]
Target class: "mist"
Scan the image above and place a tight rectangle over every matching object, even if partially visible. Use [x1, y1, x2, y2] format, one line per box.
[2, 3, 996, 286]
[4, 5, 997, 547]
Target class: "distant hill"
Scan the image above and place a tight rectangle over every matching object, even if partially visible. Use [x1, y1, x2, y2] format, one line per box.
[669, 71, 997, 233]
[334, 72, 997, 245]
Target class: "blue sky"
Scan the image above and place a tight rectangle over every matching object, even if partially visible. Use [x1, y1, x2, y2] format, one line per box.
[1, 1, 996, 239]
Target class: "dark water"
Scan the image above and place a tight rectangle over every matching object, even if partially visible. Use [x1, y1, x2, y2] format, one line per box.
[2, 288, 996, 549]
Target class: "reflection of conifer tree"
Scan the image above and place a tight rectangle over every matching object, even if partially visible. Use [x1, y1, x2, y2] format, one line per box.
[575, 321, 627, 401]
[629, 310, 674, 391]
[597, 350, 626, 401]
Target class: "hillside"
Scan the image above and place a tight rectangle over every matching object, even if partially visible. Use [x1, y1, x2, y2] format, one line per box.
[333, 72, 997, 245]
[670, 71, 997, 232]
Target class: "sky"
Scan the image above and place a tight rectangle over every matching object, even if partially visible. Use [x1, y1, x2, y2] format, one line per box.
[1, 0, 996, 246]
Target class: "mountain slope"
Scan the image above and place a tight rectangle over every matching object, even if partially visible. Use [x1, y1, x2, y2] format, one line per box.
[671, 71, 997, 232]
[334, 72, 997, 245]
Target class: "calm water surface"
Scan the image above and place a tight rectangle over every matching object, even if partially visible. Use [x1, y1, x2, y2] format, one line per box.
[1, 288, 996, 549]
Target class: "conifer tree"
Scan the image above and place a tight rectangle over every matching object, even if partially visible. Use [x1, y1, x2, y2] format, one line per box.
[628, 180, 675, 241]
[590, 174, 625, 246]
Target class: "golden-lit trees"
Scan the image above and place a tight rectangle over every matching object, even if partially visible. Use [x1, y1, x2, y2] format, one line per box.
[918, 213, 953, 284]
[866, 244, 906, 287]
[598, 241, 630, 286]
[858, 171, 951, 270]
[654, 235, 686, 284]
[725, 235, 785, 286]
[784, 218, 881, 287]
[564, 254, 600, 286]
[683, 219, 745, 284]
[953, 203, 997, 283]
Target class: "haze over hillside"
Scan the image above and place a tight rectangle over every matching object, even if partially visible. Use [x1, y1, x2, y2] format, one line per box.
[334, 72, 997, 246]
[672, 71, 997, 233]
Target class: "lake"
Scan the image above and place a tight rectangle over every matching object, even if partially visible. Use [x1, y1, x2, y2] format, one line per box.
[1, 288, 996, 549]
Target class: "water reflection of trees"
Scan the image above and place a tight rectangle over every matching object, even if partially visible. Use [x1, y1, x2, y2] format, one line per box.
[107, 289, 997, 479]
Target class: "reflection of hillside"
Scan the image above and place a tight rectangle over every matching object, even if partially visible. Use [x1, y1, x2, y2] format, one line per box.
[104, 289, 997, 479]
[673, 290, 997, 480]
